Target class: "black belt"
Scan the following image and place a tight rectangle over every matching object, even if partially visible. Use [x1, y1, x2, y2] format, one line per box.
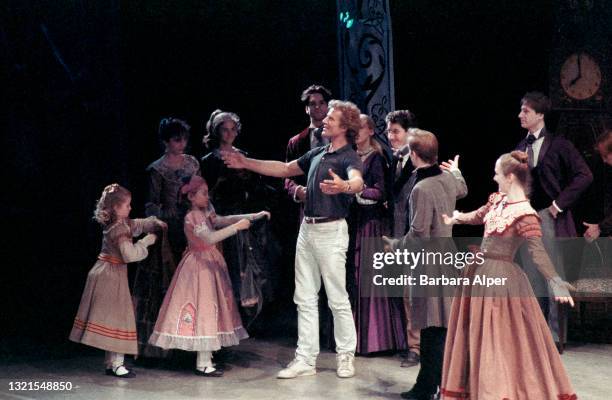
[303, 216, 342, 224]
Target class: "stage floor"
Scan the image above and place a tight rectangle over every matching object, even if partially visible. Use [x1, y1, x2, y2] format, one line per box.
[1, 338, 610, 399]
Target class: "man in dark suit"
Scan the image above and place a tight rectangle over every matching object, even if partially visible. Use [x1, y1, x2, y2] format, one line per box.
[386, 110, 418, 237]
[516, 91, 593, 346]
[385, 109, 421, 367]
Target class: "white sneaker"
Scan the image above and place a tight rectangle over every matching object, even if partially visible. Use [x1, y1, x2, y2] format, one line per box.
[277, 358, 316, 379]
[336, 353, 355, 378]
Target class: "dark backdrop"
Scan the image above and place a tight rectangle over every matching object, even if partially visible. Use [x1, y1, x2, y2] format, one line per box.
[2, 0, 600, 352]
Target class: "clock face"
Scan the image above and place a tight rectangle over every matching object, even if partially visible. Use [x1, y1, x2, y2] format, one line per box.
[560, 53, 602, 100]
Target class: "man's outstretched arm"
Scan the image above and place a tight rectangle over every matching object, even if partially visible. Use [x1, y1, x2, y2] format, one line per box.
[222, 151, 304, 178]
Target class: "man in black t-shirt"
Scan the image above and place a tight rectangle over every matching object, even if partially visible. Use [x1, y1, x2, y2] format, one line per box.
[222, 100, 364, 379]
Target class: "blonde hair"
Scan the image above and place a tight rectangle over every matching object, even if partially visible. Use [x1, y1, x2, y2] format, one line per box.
[329, 100, 361, 143]
[498, 151, 532, 195]
[359, 114, 383, 155]
[93, 184, 131, 226]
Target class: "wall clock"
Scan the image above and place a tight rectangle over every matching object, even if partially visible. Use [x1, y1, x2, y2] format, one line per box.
[559, 52, 602, 100]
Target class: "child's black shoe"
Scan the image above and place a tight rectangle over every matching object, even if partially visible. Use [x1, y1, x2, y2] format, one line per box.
[105, 365, 136, 378]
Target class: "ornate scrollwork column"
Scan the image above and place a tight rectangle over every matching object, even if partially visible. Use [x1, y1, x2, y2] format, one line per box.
[337, 0, 395, 135]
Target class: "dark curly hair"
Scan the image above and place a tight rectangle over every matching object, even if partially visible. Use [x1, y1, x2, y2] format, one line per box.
[300, 84, 332, 105]
[159, 117, 190, 143]
[385, 110, 417, 131]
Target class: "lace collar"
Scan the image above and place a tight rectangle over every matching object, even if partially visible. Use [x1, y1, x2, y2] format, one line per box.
[484, 192, 539, 235]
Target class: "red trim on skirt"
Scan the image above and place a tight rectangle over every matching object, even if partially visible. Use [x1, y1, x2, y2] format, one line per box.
[73, 318, 136, 340]
[441, 388, 469, 398]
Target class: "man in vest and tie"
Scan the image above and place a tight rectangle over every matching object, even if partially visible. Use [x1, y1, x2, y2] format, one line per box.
[516, 91, 593, 349]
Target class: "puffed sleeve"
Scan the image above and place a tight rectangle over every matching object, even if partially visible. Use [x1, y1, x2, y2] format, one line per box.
[108, 222, 132, 244]
[109, 222, 154, 263]
[187, 212, 238, 245]
[186, 155, 201, 177]
[516, 215, 573, 297]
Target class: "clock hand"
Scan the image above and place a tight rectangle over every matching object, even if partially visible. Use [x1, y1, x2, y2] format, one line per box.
[569, 54, 582, 86]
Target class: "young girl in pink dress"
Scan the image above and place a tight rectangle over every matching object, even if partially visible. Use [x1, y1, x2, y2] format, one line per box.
[149, 175, 270, 376]
[69, 184, 165, 378]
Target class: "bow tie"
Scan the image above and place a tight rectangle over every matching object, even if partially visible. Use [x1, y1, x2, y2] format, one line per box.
[526, 134, 536, 146]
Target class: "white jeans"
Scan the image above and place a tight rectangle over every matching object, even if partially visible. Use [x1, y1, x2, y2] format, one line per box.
[293, 219, 356, 365]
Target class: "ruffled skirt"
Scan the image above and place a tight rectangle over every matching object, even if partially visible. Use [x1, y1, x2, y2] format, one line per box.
[149, 247, 248, 351]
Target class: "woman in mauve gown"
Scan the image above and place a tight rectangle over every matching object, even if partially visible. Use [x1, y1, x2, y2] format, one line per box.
[440, 151, 576, 400]
[347, 114, 406, 354]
